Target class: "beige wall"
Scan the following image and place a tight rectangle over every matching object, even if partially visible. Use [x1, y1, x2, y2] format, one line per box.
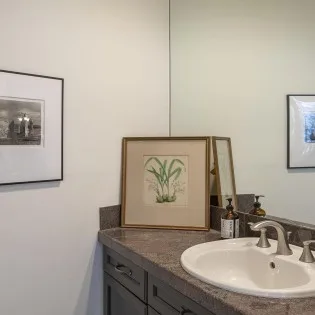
[170, 0, 315, 222]
[0, 1, 169, 314]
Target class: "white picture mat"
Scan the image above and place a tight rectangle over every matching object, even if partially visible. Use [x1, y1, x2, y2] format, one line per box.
[0, 71, 62, 184]
[289, 95, 315, 168]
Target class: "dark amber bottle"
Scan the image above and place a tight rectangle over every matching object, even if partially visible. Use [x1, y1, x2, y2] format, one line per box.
[249, 195, 266, 217]
[221, 198, 239, 239]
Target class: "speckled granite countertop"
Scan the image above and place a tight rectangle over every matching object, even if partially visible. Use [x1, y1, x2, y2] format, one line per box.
[98, 228, 315, 315]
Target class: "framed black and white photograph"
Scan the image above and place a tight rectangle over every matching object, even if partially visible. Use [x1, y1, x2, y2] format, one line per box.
[287, 94, 315, 169]
[0, 69, 63, 185]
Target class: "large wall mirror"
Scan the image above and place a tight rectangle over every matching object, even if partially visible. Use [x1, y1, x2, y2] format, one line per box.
[170, 0, 315, 223]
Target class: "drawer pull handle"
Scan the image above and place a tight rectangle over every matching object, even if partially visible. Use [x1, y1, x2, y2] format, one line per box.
[180, 307, 192, 314]
[115, 264, 132, 277]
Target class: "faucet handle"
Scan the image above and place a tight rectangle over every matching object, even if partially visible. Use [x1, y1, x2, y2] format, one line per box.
[299, 240, 315, 263]
[248, 222, 271, 248]
[256, 228, 271, 248]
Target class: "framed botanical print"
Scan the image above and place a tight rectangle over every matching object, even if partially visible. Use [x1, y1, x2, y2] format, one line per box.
[0, 69, 63, 185]
[287, 94, 315, 168]
[121, 137, 211, 230]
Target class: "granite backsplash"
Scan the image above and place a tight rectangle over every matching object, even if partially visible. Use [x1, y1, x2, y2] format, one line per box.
[99, 204, 120, 230]
[100, 194, 315, 249]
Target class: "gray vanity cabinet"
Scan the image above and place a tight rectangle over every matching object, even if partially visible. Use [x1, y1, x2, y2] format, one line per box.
[103, 245, 216, 315]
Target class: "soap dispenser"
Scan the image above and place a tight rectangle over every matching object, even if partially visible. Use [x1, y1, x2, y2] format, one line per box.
[221, 198, 239, 239]
[249, 195, 266, 217]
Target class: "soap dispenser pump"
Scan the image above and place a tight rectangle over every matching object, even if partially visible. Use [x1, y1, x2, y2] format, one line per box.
[221, 198, 239, 239]
[249, 195, 266, 217]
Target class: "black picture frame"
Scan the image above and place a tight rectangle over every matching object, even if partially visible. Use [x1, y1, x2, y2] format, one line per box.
[0, 69, 64, 186]
[287, 94, 315, 169]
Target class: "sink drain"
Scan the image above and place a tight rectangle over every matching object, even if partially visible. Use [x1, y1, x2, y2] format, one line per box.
[270, 262, 276, 269]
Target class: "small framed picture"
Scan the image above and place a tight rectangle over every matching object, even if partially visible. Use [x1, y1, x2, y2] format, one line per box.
[287, 94, 315, 168]
[0, 69, 63, 185]
[212, 137, 237, 209]
[121, 137, 211, 230]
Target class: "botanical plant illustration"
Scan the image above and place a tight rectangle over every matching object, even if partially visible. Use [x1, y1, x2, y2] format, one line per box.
[144, 156, 186, 203]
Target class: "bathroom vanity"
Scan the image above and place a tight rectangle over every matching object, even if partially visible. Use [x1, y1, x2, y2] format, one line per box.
[103, 246, 213, 315]
[98, 228, 315, 315]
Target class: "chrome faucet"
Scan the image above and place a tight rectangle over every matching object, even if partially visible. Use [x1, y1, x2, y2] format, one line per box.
[250, 220, 293, 256]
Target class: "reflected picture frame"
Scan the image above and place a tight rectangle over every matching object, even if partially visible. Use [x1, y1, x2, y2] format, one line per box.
[212, 136, 238, 210]
[287, 94, 315, 169]
[121, 137, 211, 230]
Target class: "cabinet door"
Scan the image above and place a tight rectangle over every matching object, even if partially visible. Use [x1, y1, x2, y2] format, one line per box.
[104, 273, 147, 315]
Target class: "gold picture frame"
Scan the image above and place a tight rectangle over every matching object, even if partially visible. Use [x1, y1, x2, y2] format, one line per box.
[121, 137, 211, 230]
[212, 137, 238, 210]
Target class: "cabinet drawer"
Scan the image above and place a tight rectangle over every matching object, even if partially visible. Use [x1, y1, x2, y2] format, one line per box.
[104, 273, 147, 315]
[103, 246, 147, 301]
[148, 275, 215, 315]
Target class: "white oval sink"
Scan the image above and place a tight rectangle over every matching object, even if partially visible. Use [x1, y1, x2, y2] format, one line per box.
[181, 238, 315, 298]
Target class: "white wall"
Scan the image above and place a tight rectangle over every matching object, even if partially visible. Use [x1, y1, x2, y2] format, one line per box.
[171, 0, 315, 223]
[0, 1, 169, 314]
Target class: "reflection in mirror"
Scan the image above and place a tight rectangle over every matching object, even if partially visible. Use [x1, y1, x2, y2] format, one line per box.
[170, 0, 315, 224]
[212, 137, 237, 209]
